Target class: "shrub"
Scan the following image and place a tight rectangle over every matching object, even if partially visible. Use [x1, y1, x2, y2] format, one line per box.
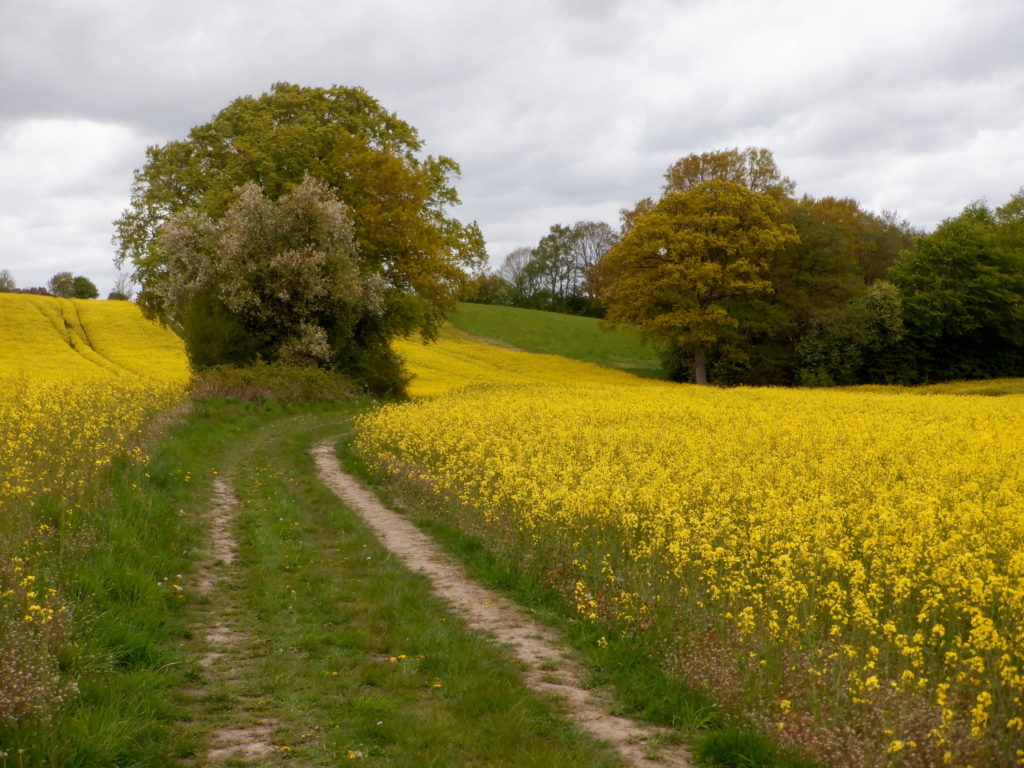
[189, 362, 357, 403]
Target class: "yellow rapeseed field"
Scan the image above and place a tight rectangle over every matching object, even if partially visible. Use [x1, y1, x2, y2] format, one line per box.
[0, 293, 189, 504]
[361, 329, 1024, 768]
[392, 325, 651, 397]
[0, 293, 189, 723]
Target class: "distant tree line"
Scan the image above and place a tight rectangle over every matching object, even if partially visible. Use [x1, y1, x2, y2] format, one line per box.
[46, 272, 99, 299]
[586, 147, 1023, 386]
[462, 221, 618, 316]
[0, 270, 133, 300]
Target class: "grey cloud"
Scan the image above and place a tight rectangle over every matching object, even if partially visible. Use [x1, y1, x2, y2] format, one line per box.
[2, 0, 1023, 285]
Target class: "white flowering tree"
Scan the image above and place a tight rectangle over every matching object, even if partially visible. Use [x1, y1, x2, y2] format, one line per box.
[157, 175, 403, 392]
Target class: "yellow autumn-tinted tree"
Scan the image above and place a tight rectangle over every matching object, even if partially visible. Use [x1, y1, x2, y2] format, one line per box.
[663, 145, 796, 197]
[594, 179, 798, 383]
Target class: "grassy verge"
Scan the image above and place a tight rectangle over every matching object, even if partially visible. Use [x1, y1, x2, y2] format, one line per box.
[448, 302, 663, 378]
[0, 401, 226, 765]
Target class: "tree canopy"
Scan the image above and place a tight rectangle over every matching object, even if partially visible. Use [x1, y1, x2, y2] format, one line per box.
[71, 276, 99, 299]
[156, 175, 394, 376]
[888, 195, 1024, 381]
[114, 82, 485, 330]
[594, 180, 798, 383]
[47, 272, 75, 298]
[113, 83, 486, 392]
[663, 146, 796, 198]
[603, 147, 925, 385]
[44, 272, 99, 299]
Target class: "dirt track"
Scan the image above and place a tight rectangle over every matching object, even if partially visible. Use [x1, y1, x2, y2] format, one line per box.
[312, 438, 694, 768]
[192, 477, 279, 764]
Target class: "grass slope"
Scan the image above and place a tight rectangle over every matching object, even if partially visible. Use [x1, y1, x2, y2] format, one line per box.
[447, 303, 662, 378]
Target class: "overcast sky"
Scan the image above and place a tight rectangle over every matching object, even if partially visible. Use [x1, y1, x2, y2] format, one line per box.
[1, 0, 1022, 295]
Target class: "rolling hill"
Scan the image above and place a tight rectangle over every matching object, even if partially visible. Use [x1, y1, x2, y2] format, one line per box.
[0, 293, 188, 383]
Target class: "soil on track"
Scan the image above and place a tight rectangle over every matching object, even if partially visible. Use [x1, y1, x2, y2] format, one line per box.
[312, 439, 695, 768]
[190, 477, 280, 765]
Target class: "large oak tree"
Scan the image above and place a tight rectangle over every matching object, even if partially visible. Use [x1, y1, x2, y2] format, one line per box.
[594, 179, 797, 384]
[114, 82, 485, 351]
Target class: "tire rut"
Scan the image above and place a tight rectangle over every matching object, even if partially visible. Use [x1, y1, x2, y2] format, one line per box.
[312, 439, 695, 768]
[189, 476, 280, 765]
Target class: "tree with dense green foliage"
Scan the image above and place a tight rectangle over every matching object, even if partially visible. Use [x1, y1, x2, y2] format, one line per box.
[113, 82, 485, 392]
[794, 281, 907, 385]
[71, 276, 99, 299]
[594, 180, 798, 384]
[728, 195, 918, 384]
[888, 195, 1024, 381]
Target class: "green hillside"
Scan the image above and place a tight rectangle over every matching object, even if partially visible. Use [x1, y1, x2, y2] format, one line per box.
[446, 303, 663, 378]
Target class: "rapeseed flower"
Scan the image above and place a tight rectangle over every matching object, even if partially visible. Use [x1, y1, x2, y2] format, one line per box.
[359, 326, 1024, 767]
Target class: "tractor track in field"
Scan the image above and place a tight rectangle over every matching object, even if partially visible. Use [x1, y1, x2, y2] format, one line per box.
[312, 438, 695, 768]
[189, 476, 281, 765]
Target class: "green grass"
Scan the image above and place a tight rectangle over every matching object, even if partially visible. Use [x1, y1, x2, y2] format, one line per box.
[0, 402, 228, 766]
[448, 303, 663, 378]
[694, 727, 817, 768]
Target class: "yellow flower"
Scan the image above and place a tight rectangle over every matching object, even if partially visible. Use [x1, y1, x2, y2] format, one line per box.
[353, 321, 1024, 756]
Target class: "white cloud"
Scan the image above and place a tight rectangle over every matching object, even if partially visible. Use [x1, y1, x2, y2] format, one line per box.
[0, 119, 150, 293]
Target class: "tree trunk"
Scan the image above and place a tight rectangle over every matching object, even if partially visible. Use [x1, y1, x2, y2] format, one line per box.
[694, 346, 708, 385]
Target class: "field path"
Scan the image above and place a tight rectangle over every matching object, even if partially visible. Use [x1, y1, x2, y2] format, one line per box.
[188, 476, 282, 765]
[312, 438, 695, 768]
